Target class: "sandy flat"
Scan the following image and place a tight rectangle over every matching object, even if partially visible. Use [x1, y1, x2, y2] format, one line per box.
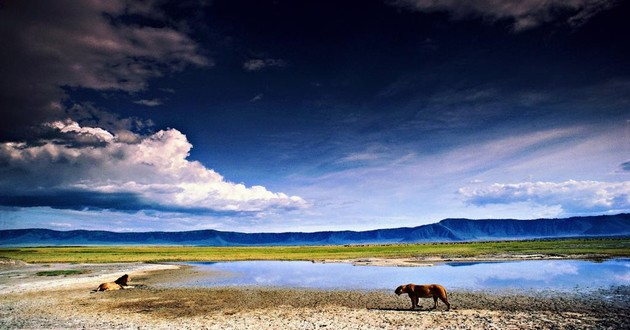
[0, 261, 179, 295]
[0, 260, 628, 329]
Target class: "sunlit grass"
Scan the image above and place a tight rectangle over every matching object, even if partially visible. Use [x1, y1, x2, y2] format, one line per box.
[1, 238, 628, 264]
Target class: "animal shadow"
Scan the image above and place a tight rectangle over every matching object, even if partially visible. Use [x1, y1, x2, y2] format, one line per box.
[368, 306, 449, 312]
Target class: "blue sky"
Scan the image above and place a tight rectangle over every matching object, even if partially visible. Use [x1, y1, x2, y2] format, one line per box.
[0, 0, 629, 232]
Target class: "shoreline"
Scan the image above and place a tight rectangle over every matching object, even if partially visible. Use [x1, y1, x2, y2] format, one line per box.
[1, 258, 629, 329]
[0, 254, 623, 294]
[315, 252, 614, 267]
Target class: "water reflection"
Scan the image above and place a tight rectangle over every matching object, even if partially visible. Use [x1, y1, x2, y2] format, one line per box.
[178, 259, 630, 292]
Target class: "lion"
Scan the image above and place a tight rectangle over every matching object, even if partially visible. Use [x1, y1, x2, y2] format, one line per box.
[92, 274, 132, 292]
[395, 283, 450, 311]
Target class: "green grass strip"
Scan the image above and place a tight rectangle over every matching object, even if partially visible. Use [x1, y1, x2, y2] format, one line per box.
[35, 269, 89, 276]
[1, 238, 628, 264]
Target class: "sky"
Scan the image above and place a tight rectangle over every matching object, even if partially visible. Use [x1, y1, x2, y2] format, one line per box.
[0, 0, 629, 233]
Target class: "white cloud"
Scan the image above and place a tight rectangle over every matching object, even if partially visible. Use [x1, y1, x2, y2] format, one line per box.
[459, 180, 630, 213]
[285, 123, 629, 230]
[243, 58, 288, 71]
[0, 121, 307, 213]
[337, 144, 395, 164]
[392, 0, 615, 31]
[48, 120, 115, 143]
[134, 99, 163, 107]
[249, 93, 264, 102]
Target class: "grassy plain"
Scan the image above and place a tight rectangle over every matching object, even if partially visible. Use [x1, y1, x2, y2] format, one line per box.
[1, 238, 629, 263]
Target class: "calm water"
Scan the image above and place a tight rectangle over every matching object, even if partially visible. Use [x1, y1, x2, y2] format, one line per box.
[177, 259, 630, 292]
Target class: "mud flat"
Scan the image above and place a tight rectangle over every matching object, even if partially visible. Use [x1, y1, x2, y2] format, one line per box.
[0, 261, 628, 329]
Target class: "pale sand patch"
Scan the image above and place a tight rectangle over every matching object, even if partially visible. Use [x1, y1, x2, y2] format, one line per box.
[0, 262, 179, 294]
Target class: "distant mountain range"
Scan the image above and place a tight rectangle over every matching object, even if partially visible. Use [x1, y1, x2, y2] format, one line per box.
[1, 214, 629, 247]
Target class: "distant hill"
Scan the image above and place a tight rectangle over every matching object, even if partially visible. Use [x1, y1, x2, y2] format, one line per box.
[1, 214, 629, 247]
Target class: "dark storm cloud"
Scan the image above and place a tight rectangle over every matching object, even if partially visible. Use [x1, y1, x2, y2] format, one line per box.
[0, 188, 253, 217]
[0, 0, 208, 141]
[64, 103, 154, 139]
[0, 190, 146, 212]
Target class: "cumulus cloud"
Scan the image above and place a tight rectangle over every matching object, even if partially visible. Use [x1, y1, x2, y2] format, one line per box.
[392, 0, 615, 31]
[0, 121, 307, 214]
[0, 0, 208, 141]
[459, 180, 630, 213]
[243, 58, 288, 71]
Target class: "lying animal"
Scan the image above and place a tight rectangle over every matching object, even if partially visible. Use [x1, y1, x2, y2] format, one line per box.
[395, 283, 450, 311]
[92, 274, 133, 292]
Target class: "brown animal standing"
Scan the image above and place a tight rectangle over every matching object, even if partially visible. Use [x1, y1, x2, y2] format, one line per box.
[395, 283, 450, 311]
[92, 274, 132, 292]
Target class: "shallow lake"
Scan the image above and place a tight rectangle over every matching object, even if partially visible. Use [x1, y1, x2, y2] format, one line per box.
[177, 259, 630, 293]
